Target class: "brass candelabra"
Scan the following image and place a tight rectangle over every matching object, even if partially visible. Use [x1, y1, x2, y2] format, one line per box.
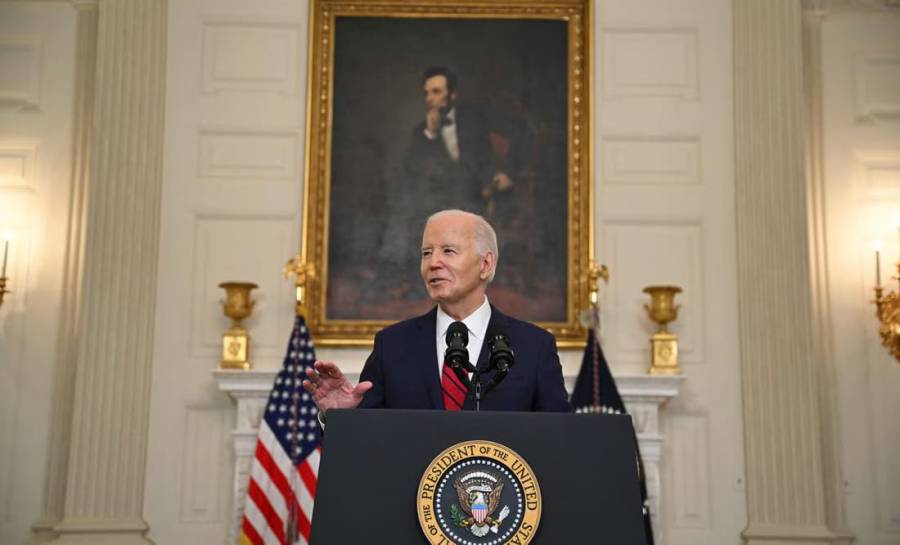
[874, 262, 900, 363]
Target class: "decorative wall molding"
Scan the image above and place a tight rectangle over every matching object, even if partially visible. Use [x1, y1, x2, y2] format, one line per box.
[190, 215, 296, 362]
[178, 407, 227, 524]
[602, 221, 704, 366]
[201, 20, 301, 95]
[602, 136, 702, 187]
[669, 415, 712, 530]
[197, 128, 301, 180]
[0, 34, 42, 111]
[0, 141, 38, 190]
[853, 50, 900, 121]
[602, 28, 699, 101]
[854, 150, 900, 195]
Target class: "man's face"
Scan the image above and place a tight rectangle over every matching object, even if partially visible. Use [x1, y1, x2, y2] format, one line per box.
[420, 214, 492, 310]
[423, 74, 457, 113]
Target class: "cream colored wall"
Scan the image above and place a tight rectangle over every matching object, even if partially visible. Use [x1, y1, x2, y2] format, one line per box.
[3, 1, 896, 545]
[820, 9, 900, 545]
[144, 0, 308, 543]
[594, 1, 745, 544]
[0, 4, 76, 545]
[144, 1, 745, 544]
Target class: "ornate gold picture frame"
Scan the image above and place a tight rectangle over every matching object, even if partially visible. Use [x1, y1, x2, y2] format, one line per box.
[301, 0, 593, 347]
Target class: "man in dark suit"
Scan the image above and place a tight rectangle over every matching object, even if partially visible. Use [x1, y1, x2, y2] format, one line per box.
[403, 66, 523, 217]
[303, 209, 571, 414]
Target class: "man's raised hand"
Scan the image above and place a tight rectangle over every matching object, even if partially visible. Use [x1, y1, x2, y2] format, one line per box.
[302, 360, 373, 415]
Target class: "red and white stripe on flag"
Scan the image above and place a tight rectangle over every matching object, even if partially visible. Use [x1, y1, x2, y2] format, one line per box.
[240, 316, 322, 545]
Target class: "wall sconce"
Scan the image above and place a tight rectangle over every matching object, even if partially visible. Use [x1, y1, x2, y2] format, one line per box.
[0, 230, 11, 308]
[873, 232, 900, 363]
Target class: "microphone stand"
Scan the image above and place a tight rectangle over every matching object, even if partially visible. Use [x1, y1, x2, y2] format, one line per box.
[472, 362, 483, 412]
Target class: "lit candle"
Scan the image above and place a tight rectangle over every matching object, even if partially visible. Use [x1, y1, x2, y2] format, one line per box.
[874, 240, 882, 287]
[1, 231, 10, 278]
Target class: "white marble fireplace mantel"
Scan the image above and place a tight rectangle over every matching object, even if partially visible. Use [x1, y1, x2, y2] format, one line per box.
[212, 369, 683, 544]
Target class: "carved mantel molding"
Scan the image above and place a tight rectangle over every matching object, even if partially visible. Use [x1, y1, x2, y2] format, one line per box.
[212, 369, 683, 544]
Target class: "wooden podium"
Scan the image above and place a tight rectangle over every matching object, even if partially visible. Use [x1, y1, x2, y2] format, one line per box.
[310, 409, 647, 544]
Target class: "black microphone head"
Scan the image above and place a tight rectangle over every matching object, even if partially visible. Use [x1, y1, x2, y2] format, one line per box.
[487, 328, 514, 372]
[445, 321, 471, 371]
[446, 321, 469, 346]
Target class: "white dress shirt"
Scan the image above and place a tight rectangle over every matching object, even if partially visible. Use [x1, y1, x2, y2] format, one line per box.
[435, 296, 491, 378]
[423, 107, 460, 162]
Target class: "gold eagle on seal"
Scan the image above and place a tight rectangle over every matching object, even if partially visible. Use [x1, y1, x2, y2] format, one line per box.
[453, 472, 506, 537]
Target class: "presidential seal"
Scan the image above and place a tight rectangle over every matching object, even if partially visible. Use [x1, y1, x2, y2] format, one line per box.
[417, 441, 541, 545]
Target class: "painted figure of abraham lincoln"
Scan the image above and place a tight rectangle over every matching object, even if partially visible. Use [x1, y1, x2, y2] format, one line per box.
[327, 16, 569, 323]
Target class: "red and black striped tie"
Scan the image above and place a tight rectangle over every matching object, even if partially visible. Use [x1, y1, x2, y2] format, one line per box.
[441, 361, 468, 411]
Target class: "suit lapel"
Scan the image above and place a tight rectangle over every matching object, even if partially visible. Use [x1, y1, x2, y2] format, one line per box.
[413, 308, 443, 409]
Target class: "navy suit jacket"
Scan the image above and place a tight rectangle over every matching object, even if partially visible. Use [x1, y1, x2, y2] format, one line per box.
[359, 306, 572, 412]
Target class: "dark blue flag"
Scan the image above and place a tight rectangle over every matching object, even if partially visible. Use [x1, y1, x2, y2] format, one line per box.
[571, 328, 655, 545]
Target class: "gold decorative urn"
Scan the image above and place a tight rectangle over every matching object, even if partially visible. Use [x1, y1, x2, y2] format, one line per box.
[219, 281, 258, 370]
[643, 285, 682, 375]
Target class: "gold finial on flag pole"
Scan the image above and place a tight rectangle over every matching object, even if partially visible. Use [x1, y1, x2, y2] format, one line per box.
[587, 260, 609, 307]
[283, 256, 315, 316]
[581, 261, 609, 330]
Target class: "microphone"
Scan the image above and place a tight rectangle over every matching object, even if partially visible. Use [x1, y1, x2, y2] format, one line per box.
[484, 328, 514, 395]
[487, 329, 514, 373]
[444, 321, 472, 387]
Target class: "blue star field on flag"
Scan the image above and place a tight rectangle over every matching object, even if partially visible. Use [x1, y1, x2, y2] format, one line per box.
[265, 316, 322, 464]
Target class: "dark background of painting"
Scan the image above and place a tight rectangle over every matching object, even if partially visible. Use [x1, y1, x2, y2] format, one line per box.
[327, 17, 568, 322]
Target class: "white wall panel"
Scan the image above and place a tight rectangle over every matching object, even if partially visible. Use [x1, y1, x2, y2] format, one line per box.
[854, 150, 900, 196]
[597, 5, 743, 545]
[602, 221, 704, 366]
[668, 414, 712, 530]
[202, 20, 301, 95]
[821, 12, 900, 545]
[0, 34, 42, 110]
[0, 141, 37, 190]
[146, 1, 307, 542]
[191, 216, 296, 362]
[871, 371, 900, 533]
[854, 49, 900, 121]
[198, 128, 300, 180]
[179, 407, 229, 523]
[602, 29, 699, 101]
[603, 136, 701, 186]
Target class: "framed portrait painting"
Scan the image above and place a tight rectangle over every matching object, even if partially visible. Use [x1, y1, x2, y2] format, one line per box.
[300, 0, 593, 346]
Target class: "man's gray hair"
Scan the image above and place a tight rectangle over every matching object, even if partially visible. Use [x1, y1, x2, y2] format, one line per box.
[426, 209, 499, 282]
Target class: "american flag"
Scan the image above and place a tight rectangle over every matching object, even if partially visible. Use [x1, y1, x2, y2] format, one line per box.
[240, 315, 321, 545]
